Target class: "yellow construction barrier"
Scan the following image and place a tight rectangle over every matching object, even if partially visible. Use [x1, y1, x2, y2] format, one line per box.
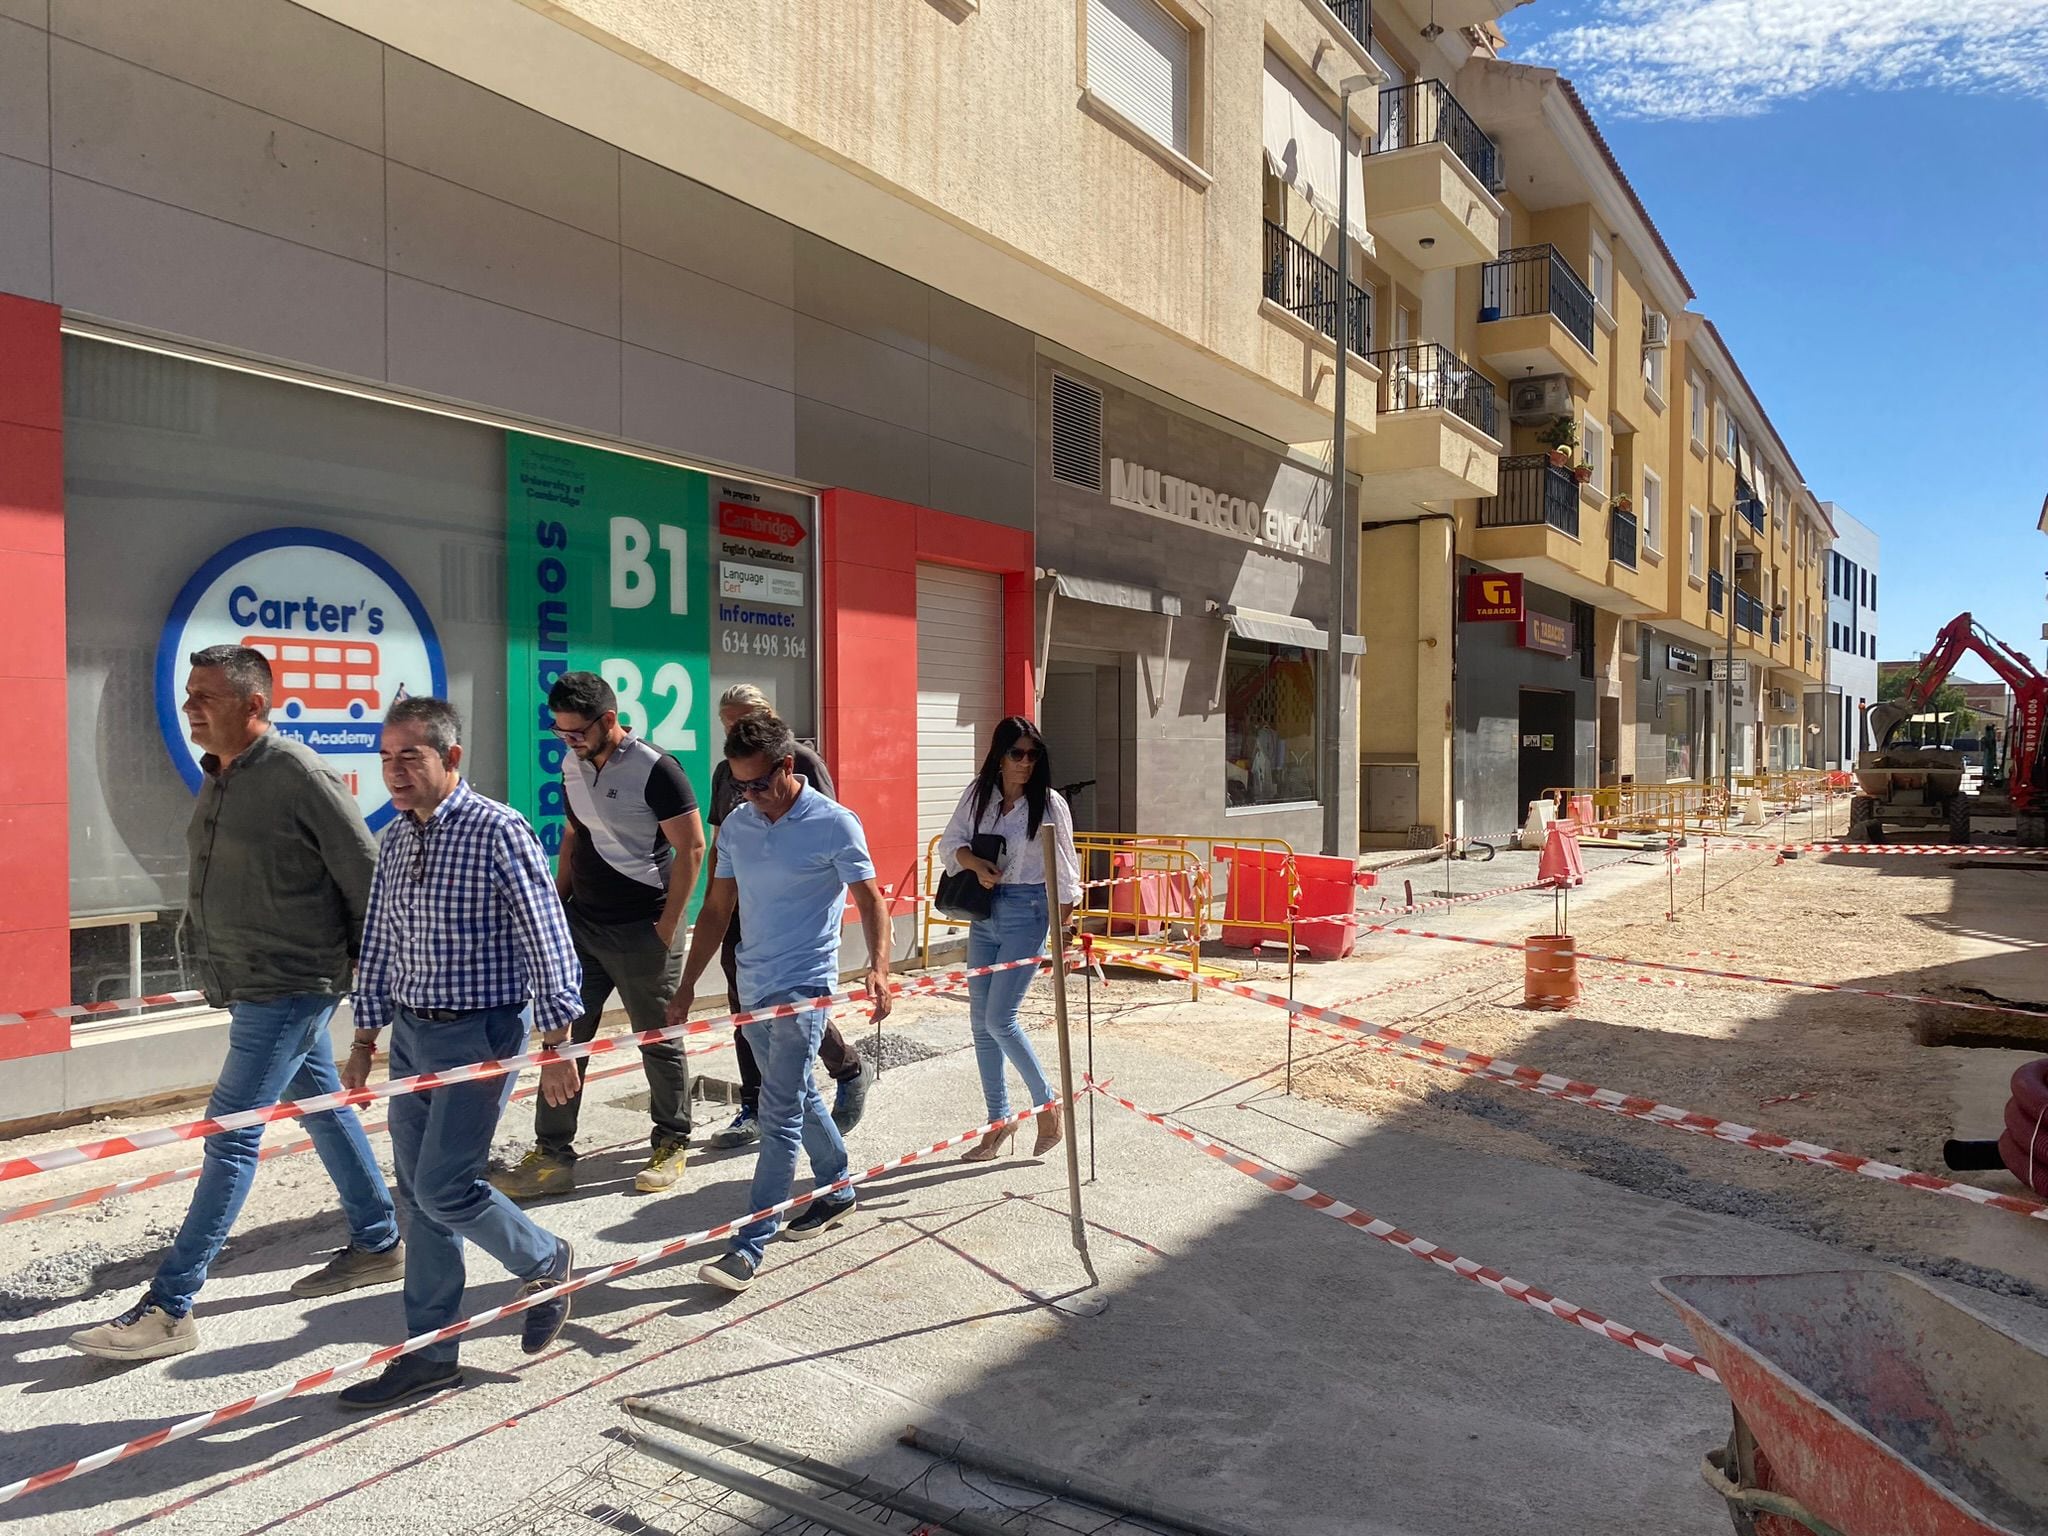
[918, 830, 1316, 995]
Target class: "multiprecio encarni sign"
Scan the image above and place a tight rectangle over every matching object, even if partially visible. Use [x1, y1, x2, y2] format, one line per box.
[1108, 458, 1330, 562]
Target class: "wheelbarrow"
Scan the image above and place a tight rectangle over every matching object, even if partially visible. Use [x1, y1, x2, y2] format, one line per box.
[1654, 1271, 2048, 1536]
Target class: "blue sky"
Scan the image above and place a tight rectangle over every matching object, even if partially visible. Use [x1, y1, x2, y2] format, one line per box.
[1501, 0, 2048, 674]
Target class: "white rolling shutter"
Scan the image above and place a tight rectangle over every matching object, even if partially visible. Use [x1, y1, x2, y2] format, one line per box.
[1087, 0, 1190, 155]
[916, 565, 1006, 857]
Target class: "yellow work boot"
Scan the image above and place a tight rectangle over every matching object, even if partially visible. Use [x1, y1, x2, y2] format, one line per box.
[490, 1147, 575, 1202]
[634, 1142, 689, 1193]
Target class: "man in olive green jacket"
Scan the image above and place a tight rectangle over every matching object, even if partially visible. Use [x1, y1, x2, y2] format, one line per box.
[69, 645, 404, 1362]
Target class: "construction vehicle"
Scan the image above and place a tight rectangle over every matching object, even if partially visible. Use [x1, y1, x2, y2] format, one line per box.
[1850, 612, 2046, 846]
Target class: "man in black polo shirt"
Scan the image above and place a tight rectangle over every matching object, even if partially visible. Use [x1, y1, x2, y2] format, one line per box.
[704, 685, 873, 1149]
[493, 672, 705, 1200]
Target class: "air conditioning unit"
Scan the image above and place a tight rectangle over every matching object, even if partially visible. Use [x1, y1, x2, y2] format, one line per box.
[1507, 374, 1572, 424]
[1734, 549, 1761, 574]
[1771, 689, 1797, 713]
[1643, 311, 1670, 349]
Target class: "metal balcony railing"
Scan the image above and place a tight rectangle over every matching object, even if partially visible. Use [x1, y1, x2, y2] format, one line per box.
[1708, 570, 1725, 615]
[1365, 341, 1499, 440]
[1263, 219, 1371, 355]
[1478, 245, 1595, 354]
[1609, 507, 1638, 570]
[1736, 590, 1765, 635]
[1323, 0, 1371, 48]
[1771, 613, 1784, 646]
[1372, 81, 1500, 190]
[1736, 484, 1766, 533]
[1478, 454, 1578, 538]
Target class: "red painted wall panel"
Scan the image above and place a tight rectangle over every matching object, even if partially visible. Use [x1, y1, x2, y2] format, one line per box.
[0, 296, 69, 1053]
[819, 491, 1034, 911]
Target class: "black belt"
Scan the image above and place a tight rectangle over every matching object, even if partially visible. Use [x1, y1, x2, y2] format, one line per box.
[404, 1006, 480, 1022]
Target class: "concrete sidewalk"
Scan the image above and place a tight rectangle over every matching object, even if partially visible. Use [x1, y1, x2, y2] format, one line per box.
[7, 961, 2045, 1536]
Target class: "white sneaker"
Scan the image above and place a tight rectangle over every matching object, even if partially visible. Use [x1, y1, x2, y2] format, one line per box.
[68, 1295, 198, 1361]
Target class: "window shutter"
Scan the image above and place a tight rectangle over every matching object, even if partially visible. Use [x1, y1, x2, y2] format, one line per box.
[1050, 373, 1104, 492]
[1087, 0, 1190, 154]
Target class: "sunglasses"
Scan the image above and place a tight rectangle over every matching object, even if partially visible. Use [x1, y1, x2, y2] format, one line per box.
[550, 713, 612, 742]
[730, 759, 791, 795]
[1006, 746, 1041, 763]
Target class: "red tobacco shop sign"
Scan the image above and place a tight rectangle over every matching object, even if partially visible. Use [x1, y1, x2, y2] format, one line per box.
[1521, 612, 1575, 657]
[1461, 571, 1523, 622]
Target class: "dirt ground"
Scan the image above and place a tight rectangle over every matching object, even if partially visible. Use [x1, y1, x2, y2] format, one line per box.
[1078, 838, 2048, 1304]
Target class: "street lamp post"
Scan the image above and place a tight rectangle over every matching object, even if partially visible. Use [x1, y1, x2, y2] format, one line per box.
[1323, 73, 1373, 859]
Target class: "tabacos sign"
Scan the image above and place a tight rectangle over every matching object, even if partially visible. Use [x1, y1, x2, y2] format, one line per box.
[156, 529, 446, 830]
[1461, 571, 1523, 622]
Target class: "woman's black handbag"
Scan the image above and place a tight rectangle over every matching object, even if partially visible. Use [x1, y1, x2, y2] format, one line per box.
[934, 832, 1007, 922]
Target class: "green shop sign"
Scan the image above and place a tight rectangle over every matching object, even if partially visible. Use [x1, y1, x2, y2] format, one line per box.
[505, 434, 712, 858]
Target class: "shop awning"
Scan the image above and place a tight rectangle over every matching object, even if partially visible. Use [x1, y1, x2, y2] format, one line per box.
[1261, 52, 1371, 251]
[1041, 571, 1182, 616]
[1220, 604, 1366, 654]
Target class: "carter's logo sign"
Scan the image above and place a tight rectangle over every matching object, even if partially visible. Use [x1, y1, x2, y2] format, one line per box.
[156, 528, 445, 831]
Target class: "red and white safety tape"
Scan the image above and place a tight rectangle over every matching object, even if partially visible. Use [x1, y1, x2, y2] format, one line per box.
[1120, 956, 2048, 1225]
[0, 1041, 739, 1228]
[1349, 925, 2048, 1022]
[0, 955, 1063, 1185]
[0, 1097, 1057, 1507]
[1091, 1083, 1717, 1381]
[1695, 841, 2048, 857]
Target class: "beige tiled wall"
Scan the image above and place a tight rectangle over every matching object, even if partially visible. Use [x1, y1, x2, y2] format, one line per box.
[0, 0, 1037, 529]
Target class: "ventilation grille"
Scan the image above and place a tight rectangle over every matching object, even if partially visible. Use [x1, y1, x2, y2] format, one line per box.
[1049, 372, 1103, 492]
[63, 339, 216, 435]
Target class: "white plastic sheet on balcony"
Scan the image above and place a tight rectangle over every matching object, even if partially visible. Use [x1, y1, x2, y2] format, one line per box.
[1262, 52, 1371, 252]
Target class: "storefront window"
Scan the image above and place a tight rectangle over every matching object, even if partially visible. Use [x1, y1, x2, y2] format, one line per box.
[1223, 638, 1319, 808]
[64, 338, 507, 1018]
[1665, 687, 1695, 780]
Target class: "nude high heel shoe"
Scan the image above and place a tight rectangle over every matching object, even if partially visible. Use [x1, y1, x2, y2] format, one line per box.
[960, 1123, 1017, 1163]
[1032, 1104, 1063, 1157]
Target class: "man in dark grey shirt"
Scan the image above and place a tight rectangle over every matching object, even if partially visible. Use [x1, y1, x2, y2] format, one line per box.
[493, 671, 705, 1201]
[704, 686, 872, 1148]
[69, 645, 402, 1363]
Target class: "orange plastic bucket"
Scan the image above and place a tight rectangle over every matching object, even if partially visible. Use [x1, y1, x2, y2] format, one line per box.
[1524, 934, 1578, 1010]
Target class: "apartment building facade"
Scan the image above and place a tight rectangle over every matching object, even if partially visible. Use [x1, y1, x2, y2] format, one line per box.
[1823, 504, 1880, 766]
[5, 0, 1549, 1119]
[1353, 44, 1833, 844]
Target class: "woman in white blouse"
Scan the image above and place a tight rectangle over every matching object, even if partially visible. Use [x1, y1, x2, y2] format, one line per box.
[937, 716, 1081, 1161]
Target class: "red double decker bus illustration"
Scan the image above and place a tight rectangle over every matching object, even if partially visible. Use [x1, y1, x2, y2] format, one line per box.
[241, 635, 381, 719]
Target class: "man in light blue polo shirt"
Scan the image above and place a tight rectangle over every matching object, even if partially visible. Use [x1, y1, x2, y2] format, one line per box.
[666, 711, 893, 1291]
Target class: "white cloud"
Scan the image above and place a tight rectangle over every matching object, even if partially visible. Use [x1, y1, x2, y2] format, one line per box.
[1524, 0, 2048, 119]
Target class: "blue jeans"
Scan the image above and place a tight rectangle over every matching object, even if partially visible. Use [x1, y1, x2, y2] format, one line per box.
[387, 1006, 561, 1362]
[150, 995, 398, 1317]
[730, 991, 848, 1265]
[965, 884, 1054, 1121]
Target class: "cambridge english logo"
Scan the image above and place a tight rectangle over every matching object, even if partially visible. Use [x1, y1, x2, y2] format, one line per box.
[156, 529, 446, 831]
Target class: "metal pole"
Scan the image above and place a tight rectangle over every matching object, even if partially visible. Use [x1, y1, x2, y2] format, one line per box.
[1083, 944, 1096, 1185]
[1723, 512, 1738, 804]
[622, 1401, 1019, 1536]
[618, 1427, 905, 1536]
[1321, 82, 1359, 859]
[1042, 824, 1099, 1289]
[901, 1426, 1262, 1536]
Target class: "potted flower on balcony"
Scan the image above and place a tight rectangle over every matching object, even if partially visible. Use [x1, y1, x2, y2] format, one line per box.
[1612, 493, 1633, 514]
[1535, 415, 1577, 469]
[1573, 458, 1594, 485]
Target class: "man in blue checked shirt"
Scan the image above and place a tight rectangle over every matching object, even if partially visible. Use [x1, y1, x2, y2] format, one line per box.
[335, 697, 582, 1410]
